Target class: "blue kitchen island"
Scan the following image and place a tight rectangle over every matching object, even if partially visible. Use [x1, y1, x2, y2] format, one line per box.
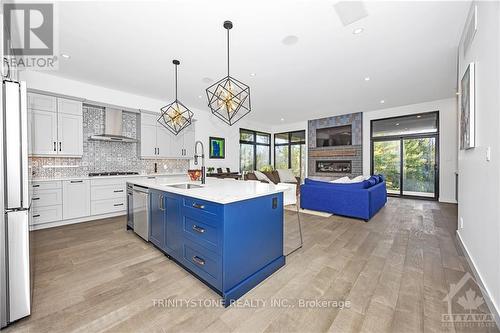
[128, 178, 286, 306]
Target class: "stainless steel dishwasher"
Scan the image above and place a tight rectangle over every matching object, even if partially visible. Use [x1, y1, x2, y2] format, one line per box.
[132, 185, 149, 241]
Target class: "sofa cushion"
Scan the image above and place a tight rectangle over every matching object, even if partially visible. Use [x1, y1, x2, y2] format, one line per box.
[276, 169, 297, 183]
[254, 170, 273, 183]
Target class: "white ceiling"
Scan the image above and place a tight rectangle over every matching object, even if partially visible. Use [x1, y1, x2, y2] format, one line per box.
[54, 0, 469, 124]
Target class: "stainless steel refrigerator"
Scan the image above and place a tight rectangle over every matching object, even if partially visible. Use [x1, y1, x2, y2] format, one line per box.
[0, 79, 31, 328]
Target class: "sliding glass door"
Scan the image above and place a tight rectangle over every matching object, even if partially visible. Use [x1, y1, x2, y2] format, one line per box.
[371, 112, 439, 200]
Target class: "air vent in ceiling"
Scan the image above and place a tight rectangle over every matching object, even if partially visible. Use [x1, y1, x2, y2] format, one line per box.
[334, 1, 368, 26]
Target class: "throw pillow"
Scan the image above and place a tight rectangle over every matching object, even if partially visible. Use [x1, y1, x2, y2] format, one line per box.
[330, 176, 350, 183]
[254, 170, 273, 183]
[351, 175, 365, 182]
[276, 169, 297, 183]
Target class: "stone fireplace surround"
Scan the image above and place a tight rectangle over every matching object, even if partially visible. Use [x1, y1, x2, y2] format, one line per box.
[308, 112, 363, 180]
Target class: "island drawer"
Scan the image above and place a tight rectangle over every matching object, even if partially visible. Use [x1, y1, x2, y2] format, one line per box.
[181, 239, 222, 290]
[182, 197, 222, 217]
[182, 215, 221, 254]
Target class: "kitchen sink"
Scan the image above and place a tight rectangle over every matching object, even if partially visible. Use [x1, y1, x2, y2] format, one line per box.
[165, 183, 203, 189]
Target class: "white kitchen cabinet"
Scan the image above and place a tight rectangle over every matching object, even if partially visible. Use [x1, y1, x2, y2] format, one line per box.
[32, 205, 63, 226]
[57, 113, 83, 156]
[156, 126, 172, 157]
[28, 93, 56, 112]
[29, 94, 83, 157]
[140, 111, 195, 159]
[62, 180, 90, 220]
[58, 98, 82, 116]
[31, 109, 58, 155]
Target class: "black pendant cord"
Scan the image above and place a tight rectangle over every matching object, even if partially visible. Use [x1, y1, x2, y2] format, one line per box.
[227, 27, 230, 77]
[174, 62, 178, 100]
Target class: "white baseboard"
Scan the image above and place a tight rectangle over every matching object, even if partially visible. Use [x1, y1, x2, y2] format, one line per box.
[439, 196, 457, 204]
[30, 211, 126, 231]
[456, 230, 500, 328]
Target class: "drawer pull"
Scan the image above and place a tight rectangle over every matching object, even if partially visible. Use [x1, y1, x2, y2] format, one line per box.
[33, 214, 40, 218]
[113, 203, 124, 207]
[113, 190, 124, 193]
[192, 203, 205, 209]
[32, 197, 40, 200]
[32, 184, 40, 188]
[70, 180, 83, 183]
[192, 225, 205, 233]
[192, 256, 205, 266]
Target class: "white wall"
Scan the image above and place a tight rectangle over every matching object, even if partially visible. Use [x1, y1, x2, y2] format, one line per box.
[362, 98, 458, 203]
[456, 1, 500, 319]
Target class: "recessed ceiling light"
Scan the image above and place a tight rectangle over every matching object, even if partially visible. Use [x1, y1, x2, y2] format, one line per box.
[60, 53, 70, 59]
[202, 77, 213, 83]
[395, 123, 400, 126]
[416, 115, 422, 118]
[353, 28, 364, 35]
[282, 35, 299, 45]
[380, 100, 385, 104]
[250, 73, 256, 77]
[364, 77, 370, 81]
[198, 95, 202, 99]
[280, 118, 285, 122]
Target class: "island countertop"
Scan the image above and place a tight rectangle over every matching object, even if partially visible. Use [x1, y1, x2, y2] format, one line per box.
[127, 177, 287, 204]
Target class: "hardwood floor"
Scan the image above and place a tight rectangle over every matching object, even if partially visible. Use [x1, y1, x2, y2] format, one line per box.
[6, 198, 499, 333]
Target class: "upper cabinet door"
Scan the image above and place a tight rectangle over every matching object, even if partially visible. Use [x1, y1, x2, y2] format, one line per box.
[31, 110, 58, 155]
[57, 113, 83, 156]
[57, 98, 82, 116]
[140, 124, 157, 158]
[156, 125, 172, 158]
[28, 93, 56, 112]
[169, 131, 184, 158]
[182, 125, 196, 158]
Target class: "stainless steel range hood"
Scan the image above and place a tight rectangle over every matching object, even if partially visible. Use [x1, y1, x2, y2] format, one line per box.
[88, 108, 138, 143]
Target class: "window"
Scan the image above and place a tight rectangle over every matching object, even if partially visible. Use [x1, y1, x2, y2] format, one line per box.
[274, 130, 306, 179]
[239, 129, 271, 172]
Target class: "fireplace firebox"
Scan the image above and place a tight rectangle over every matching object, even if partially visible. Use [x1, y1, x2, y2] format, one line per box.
[316, 160, 352, 173]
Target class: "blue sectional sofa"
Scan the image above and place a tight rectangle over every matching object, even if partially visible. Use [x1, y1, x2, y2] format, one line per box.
[300, 175, 387, 221]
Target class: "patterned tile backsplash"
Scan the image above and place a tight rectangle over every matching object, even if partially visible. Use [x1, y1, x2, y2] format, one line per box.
[30, 105, 189, 179]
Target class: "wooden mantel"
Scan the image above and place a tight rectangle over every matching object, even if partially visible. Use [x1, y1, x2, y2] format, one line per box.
[309, 149, 358, 158]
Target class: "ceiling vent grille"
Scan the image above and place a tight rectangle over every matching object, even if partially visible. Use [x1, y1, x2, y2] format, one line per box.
[462, 3, 477, 57]
[334, 1, 368, 26]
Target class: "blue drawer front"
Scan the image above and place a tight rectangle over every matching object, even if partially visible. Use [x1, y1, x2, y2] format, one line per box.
[183, 197, 222, 217]
[183, 215, 221, 254]
[181, 240, 222, 290]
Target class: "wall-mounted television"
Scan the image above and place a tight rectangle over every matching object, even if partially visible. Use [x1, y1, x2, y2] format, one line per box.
[316, 125, 352, 147]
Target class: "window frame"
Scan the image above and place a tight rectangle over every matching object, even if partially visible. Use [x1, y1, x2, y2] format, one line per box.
[273, 130, 306, 172]
[239, 128, 272, 172]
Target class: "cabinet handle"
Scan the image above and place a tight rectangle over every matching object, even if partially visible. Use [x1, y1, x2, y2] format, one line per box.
[157, 147, 160, 155]
[192, 225, 205, 234]
[33, 214, 40, 218]
[159, 195, 164, 211]
[70, 180, 83, 183]
[113, 190, 124, 193]
[113, 203, 124, 206]
[32, 197, 40, 200]
[53, 142, 56, 151]
[32, 184, 40, 188]
[192, 256, 205, 266]
[59, 142, 62, 151]
[192, 203, 205, 209]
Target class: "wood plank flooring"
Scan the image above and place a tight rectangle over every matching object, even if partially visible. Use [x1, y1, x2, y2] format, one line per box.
[5, 198, 499, 333]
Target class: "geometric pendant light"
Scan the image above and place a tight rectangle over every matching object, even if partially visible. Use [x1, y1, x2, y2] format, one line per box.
[158, 60, 194, 135]
[206, 21, 251, 126]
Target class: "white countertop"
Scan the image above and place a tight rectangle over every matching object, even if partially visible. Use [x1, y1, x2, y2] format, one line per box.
[31, 172, 187, 182]
[128, 178, 287, 204]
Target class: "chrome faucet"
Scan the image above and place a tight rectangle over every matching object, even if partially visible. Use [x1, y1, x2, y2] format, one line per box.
[194, 140, 206, 184]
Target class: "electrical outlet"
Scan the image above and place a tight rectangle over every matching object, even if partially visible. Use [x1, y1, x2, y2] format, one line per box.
[460, 216, 464, 229]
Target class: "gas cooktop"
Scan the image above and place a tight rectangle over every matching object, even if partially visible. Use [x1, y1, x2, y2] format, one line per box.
[88, 171, 139, 177]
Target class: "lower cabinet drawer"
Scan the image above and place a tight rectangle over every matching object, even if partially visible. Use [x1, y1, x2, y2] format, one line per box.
[91, 198, 126, 216]
[182, 216, 220, 254]
[32, 188, 62, 208]
[91, 184, 126, 201]
[181, 240, 222, 290]
[32, 205, 62, 225]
